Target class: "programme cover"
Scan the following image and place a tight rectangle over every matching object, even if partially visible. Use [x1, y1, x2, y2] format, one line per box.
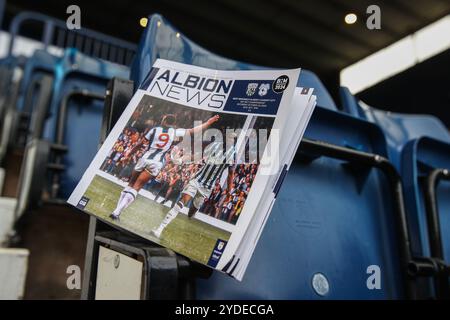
[68, 59, 300, 275]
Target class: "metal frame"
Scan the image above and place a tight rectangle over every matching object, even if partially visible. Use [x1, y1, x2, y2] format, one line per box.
[424, 169, 450, 260]
[10, 73, 54, 149]
[13, 89, 105, 218]
[8, 11, 136, 66]
[0, 64, 22, 165]
[299, 138, 416, 299]
[422, 168, 450, 299]
[49, 89, 105, 199]
[81, 77, 134, 300]
[89, 232, 195, 300]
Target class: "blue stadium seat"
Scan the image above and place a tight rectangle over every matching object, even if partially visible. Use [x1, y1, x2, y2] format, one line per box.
[14, 50, 57, 114]
[339, 86, 450, 169]
[1, 9, 137, 167]
[197, 107, 406, 299]
[14, 48, 129, 218]
[41, 48, 129, 199]
[0, 50, 57, 155]
[127, 14, 411, 299]
[339, 86, 450, 297]
[0, 55, 27, 103]
[402, 137, 450, 259]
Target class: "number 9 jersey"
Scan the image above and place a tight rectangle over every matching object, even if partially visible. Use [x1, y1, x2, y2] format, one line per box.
[134, 126, 186, 175]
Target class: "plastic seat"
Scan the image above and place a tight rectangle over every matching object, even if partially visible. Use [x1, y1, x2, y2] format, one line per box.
[197, 107, 406, 299]
[0, 50, 57, 160]
[43, 49, 129, 199]
[402, 137, 450, 261]
[15, 50, 58, 114]
[339, 86, 450, 169]
[340, 86, 450, 298]
[14, 48, 129, 219]
[126, 14, 409, 299]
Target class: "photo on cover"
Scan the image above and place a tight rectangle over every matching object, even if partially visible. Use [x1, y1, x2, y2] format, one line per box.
[77, 94, 274, 265]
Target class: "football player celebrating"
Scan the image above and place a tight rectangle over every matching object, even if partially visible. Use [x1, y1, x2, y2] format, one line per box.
[110, 113, 220, 220]
[151, 133, 237, 238]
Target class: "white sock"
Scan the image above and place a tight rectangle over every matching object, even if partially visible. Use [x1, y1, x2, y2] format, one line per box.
[157, 203, 183, 231]
[117, 187, 130, 204]
[113, 187, 129, 215]
[113, 188, 137, 217]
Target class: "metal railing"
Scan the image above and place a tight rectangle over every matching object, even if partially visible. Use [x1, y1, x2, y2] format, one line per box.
[8, 11, 137, 66]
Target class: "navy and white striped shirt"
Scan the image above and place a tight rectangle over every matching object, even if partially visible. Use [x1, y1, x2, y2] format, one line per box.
[194, 142, 236, 189]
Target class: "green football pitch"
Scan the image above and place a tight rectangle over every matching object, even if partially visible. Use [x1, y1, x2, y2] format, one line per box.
[83, 174, 231, 265]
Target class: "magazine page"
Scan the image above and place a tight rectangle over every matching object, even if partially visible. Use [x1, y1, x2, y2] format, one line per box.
[220, 88, 316, 279]
[68, 59, 300, 275]
[233, 92, 317, 280]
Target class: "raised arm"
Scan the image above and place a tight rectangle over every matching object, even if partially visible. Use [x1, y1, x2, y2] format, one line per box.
[226, 166, 235, 193]
[185, 115, 220, 135]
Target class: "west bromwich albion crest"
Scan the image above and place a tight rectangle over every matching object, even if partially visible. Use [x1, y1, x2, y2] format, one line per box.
[246, 83, 258, 96]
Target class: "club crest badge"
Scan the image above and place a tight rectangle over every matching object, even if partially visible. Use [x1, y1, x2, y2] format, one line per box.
[258, 83, 270, 96]
[246, 83, 258, 96]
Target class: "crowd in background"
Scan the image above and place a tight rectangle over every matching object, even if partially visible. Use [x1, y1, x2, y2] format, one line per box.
[100, 100, 261, 225]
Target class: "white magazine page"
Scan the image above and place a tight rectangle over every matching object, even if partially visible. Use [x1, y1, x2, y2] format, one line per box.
[221, 88, 314, 276]
[233, 96, 316, 280]
[231, 92, 316, 279]
[68, 58, 300, 275]
[232, 90, 316, 280]
[234, 95, 317, 280]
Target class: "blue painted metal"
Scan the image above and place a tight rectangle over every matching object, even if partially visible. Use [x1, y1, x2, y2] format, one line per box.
[339, 86, 450, 170]
[0, 54, 27, 108]
[15, 50, 58, 113]
[129, 14, 406, 299]
[197, 107, 403, 299]
[402, 138, 450, 260]
[339, 86, 450, 298]
[42, 48, 129, 199]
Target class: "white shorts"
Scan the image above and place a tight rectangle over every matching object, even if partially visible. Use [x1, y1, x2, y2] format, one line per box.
[134, 158, 163, 176]
[182, 179, 212, 209]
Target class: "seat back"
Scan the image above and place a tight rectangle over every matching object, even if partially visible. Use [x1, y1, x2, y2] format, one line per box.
[402, 137, 450, 261]
[15, 49, 129, 217]
[11, 50, 57, 147]
[44, 49, 129, 199]
[339, 86, 450, 169]
[339, 86, 450, 298]
[197, 108, 405, 299]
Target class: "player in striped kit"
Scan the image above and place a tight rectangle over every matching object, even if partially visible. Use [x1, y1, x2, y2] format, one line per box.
[110, 113, 220, 220]
[151, 135, 237, 238]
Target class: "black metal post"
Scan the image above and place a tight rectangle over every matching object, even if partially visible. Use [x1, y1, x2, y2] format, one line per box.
[423, 168, 450, 299]
[81, 78, 134, 299]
